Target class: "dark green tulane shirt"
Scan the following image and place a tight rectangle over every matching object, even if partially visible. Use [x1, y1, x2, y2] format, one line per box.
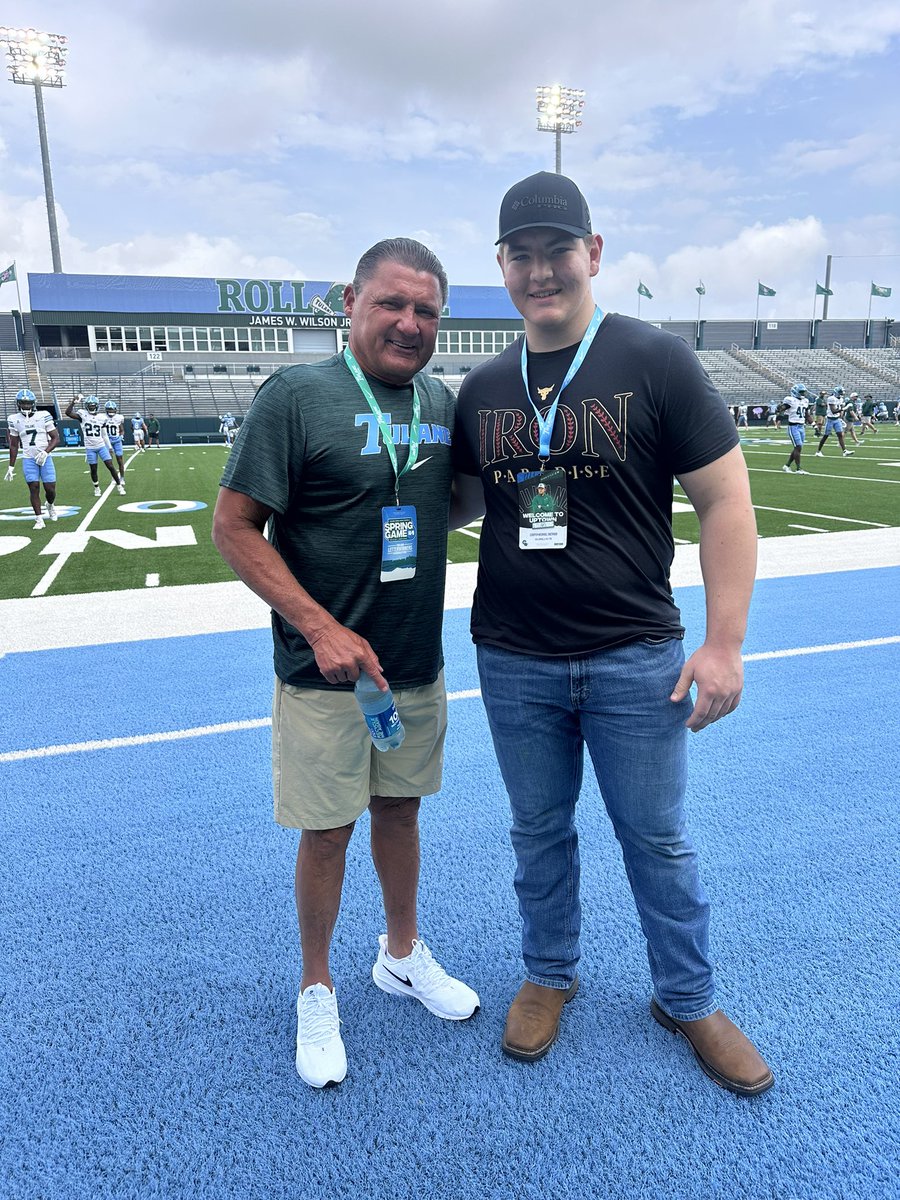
[220, 354, 456, 689]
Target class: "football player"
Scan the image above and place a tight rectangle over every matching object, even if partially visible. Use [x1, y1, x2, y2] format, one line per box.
[64, 394, 126, 496]
[815, 387, 854, 458]
[132, 412, 149, 451]
[841, 393, 862, 445]
[219, 412, 237, 446]
[5, 389, 60, 529]
[780, 383, 813, 475]
[104, 399, 127, 477]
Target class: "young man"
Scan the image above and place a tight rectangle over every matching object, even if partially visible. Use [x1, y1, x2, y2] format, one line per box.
[212, 238, 478, 1090]
[451, 172, 773, 1097]
[860, 395, 878, 437]
[146, 413, 161, 448]
[842, 394, 861, 446]
[104, 400, 127, 478]
[65, 395, 126, 496]
[781, 383, 813, 474]
[813, 390, 828, 435]
[132, 413, 148, 451]
[5, 389, 60, 529]
[815, 388, 854, 457]
[219, 413, 237, 446]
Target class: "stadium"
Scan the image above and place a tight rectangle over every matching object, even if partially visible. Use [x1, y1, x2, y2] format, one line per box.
[1, 272, 899, 441]
[1, 9, 899, 1200]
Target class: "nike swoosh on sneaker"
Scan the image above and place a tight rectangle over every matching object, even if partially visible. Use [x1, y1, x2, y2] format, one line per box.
[410, 456, 433, 470]
[383, 966, 414, 987]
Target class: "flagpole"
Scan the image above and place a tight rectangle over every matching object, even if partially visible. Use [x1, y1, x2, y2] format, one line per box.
[867, 287, 873, 324]
[637, 294, 641, 320]
[14, 262, 24, 330]
[755, 290, 760, 323]
[812, 288, 816, 326]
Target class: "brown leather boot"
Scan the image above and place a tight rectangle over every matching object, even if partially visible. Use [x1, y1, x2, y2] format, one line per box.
[502, 978, 579, 1061]
[651, 999, 774, 1096]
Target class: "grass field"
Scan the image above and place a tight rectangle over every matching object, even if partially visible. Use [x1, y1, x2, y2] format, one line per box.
[2, 428, 899, 600]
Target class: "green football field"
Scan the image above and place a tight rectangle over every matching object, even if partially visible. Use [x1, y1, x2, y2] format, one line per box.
[2, 430, 899, 600]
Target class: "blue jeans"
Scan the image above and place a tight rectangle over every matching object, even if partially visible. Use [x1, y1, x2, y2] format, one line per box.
[477, 639, 717, 1022]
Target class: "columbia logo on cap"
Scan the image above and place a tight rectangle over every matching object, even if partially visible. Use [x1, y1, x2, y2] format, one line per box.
[497, 171, 592, 244]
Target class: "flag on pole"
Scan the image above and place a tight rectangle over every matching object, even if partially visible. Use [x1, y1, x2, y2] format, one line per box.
[695, 281, 706, 295]
[637, 281, 653, 299]
[815, 283, 833, 296]
[757, 282, 776, 297]
[0, 263, 15, 285]
[871, 283, 892, 298]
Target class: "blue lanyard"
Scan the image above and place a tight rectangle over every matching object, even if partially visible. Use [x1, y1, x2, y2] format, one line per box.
[520, 306, 604, 460]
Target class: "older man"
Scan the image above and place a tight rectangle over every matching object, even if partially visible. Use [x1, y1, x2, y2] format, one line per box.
[213, 238, 478, 1089]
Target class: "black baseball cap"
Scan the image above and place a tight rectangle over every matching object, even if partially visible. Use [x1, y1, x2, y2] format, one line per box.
[496, 171, 592, 244]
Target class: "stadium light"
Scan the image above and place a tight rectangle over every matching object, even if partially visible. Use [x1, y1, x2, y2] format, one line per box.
[536, 84, 585, 174]
[0, 25, 68, 272]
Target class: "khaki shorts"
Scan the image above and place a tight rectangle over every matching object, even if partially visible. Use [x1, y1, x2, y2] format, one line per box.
[272, 671, 447, 830]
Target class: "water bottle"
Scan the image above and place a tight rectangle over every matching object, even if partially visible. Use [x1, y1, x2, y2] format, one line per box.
[354, 671, 406, 752]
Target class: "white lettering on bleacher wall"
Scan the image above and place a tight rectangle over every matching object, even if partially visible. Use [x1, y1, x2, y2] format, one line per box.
[248, 314, 347, 328]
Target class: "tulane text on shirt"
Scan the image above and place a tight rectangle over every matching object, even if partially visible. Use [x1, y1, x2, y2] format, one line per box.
[355, 413, 452, 455]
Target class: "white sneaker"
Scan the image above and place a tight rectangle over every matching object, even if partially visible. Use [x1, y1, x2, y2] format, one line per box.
[782, 465, 792, 473]
[33, 516, 45, 530]
[295, 984, 347, 1088]
[116, 482, 127, 494]
[796, 469, 809, 475]
[47, 503, 58, 521]
[843, 450, 854, 457]
[372, 935, 480, 1020]
[93, 484, 102, 496]
[814, 451, 824, 457]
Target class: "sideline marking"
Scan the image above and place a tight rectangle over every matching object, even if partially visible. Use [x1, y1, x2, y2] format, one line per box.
[747, 466, 900, 485]
[752, 504, 889, 528]
[2, 651, 896, 765]
[31, 450, 141, 598]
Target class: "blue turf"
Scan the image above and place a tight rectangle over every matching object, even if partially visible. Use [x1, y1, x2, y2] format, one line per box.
[1, 568, 898, 1199]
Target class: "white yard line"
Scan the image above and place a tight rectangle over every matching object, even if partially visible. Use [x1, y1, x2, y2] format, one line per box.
[30, 450, 142, 597]
[751, 504, 889, 528]
[747, 466, 900, 485]
[3, 648, 896, 764]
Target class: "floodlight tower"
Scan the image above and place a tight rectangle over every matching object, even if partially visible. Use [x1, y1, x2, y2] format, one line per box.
[535, 84, 585, 175]
[0, 25, 69, 272]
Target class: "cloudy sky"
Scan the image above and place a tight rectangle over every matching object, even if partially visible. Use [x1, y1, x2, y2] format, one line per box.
[1, 0, 898, 321]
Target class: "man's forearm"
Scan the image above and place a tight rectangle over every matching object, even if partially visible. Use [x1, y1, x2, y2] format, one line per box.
[697, 498, 757, 646]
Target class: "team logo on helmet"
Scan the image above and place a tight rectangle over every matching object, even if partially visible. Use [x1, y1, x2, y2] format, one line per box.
[790, 383, 808, 399]
[105, 400, 118, 414]
[84, 395, 100, 413]
[15, 388, 36, 413]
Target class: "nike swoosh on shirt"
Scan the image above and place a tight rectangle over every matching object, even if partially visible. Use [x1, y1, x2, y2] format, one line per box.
[410, 456, 433, 470]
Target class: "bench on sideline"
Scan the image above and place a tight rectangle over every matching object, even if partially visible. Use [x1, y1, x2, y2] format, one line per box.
[176, 432, 228, 444]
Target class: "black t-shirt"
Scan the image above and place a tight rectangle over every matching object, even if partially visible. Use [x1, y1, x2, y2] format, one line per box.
[453, 313, 739, 656]
[221, 355, 456, 689]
